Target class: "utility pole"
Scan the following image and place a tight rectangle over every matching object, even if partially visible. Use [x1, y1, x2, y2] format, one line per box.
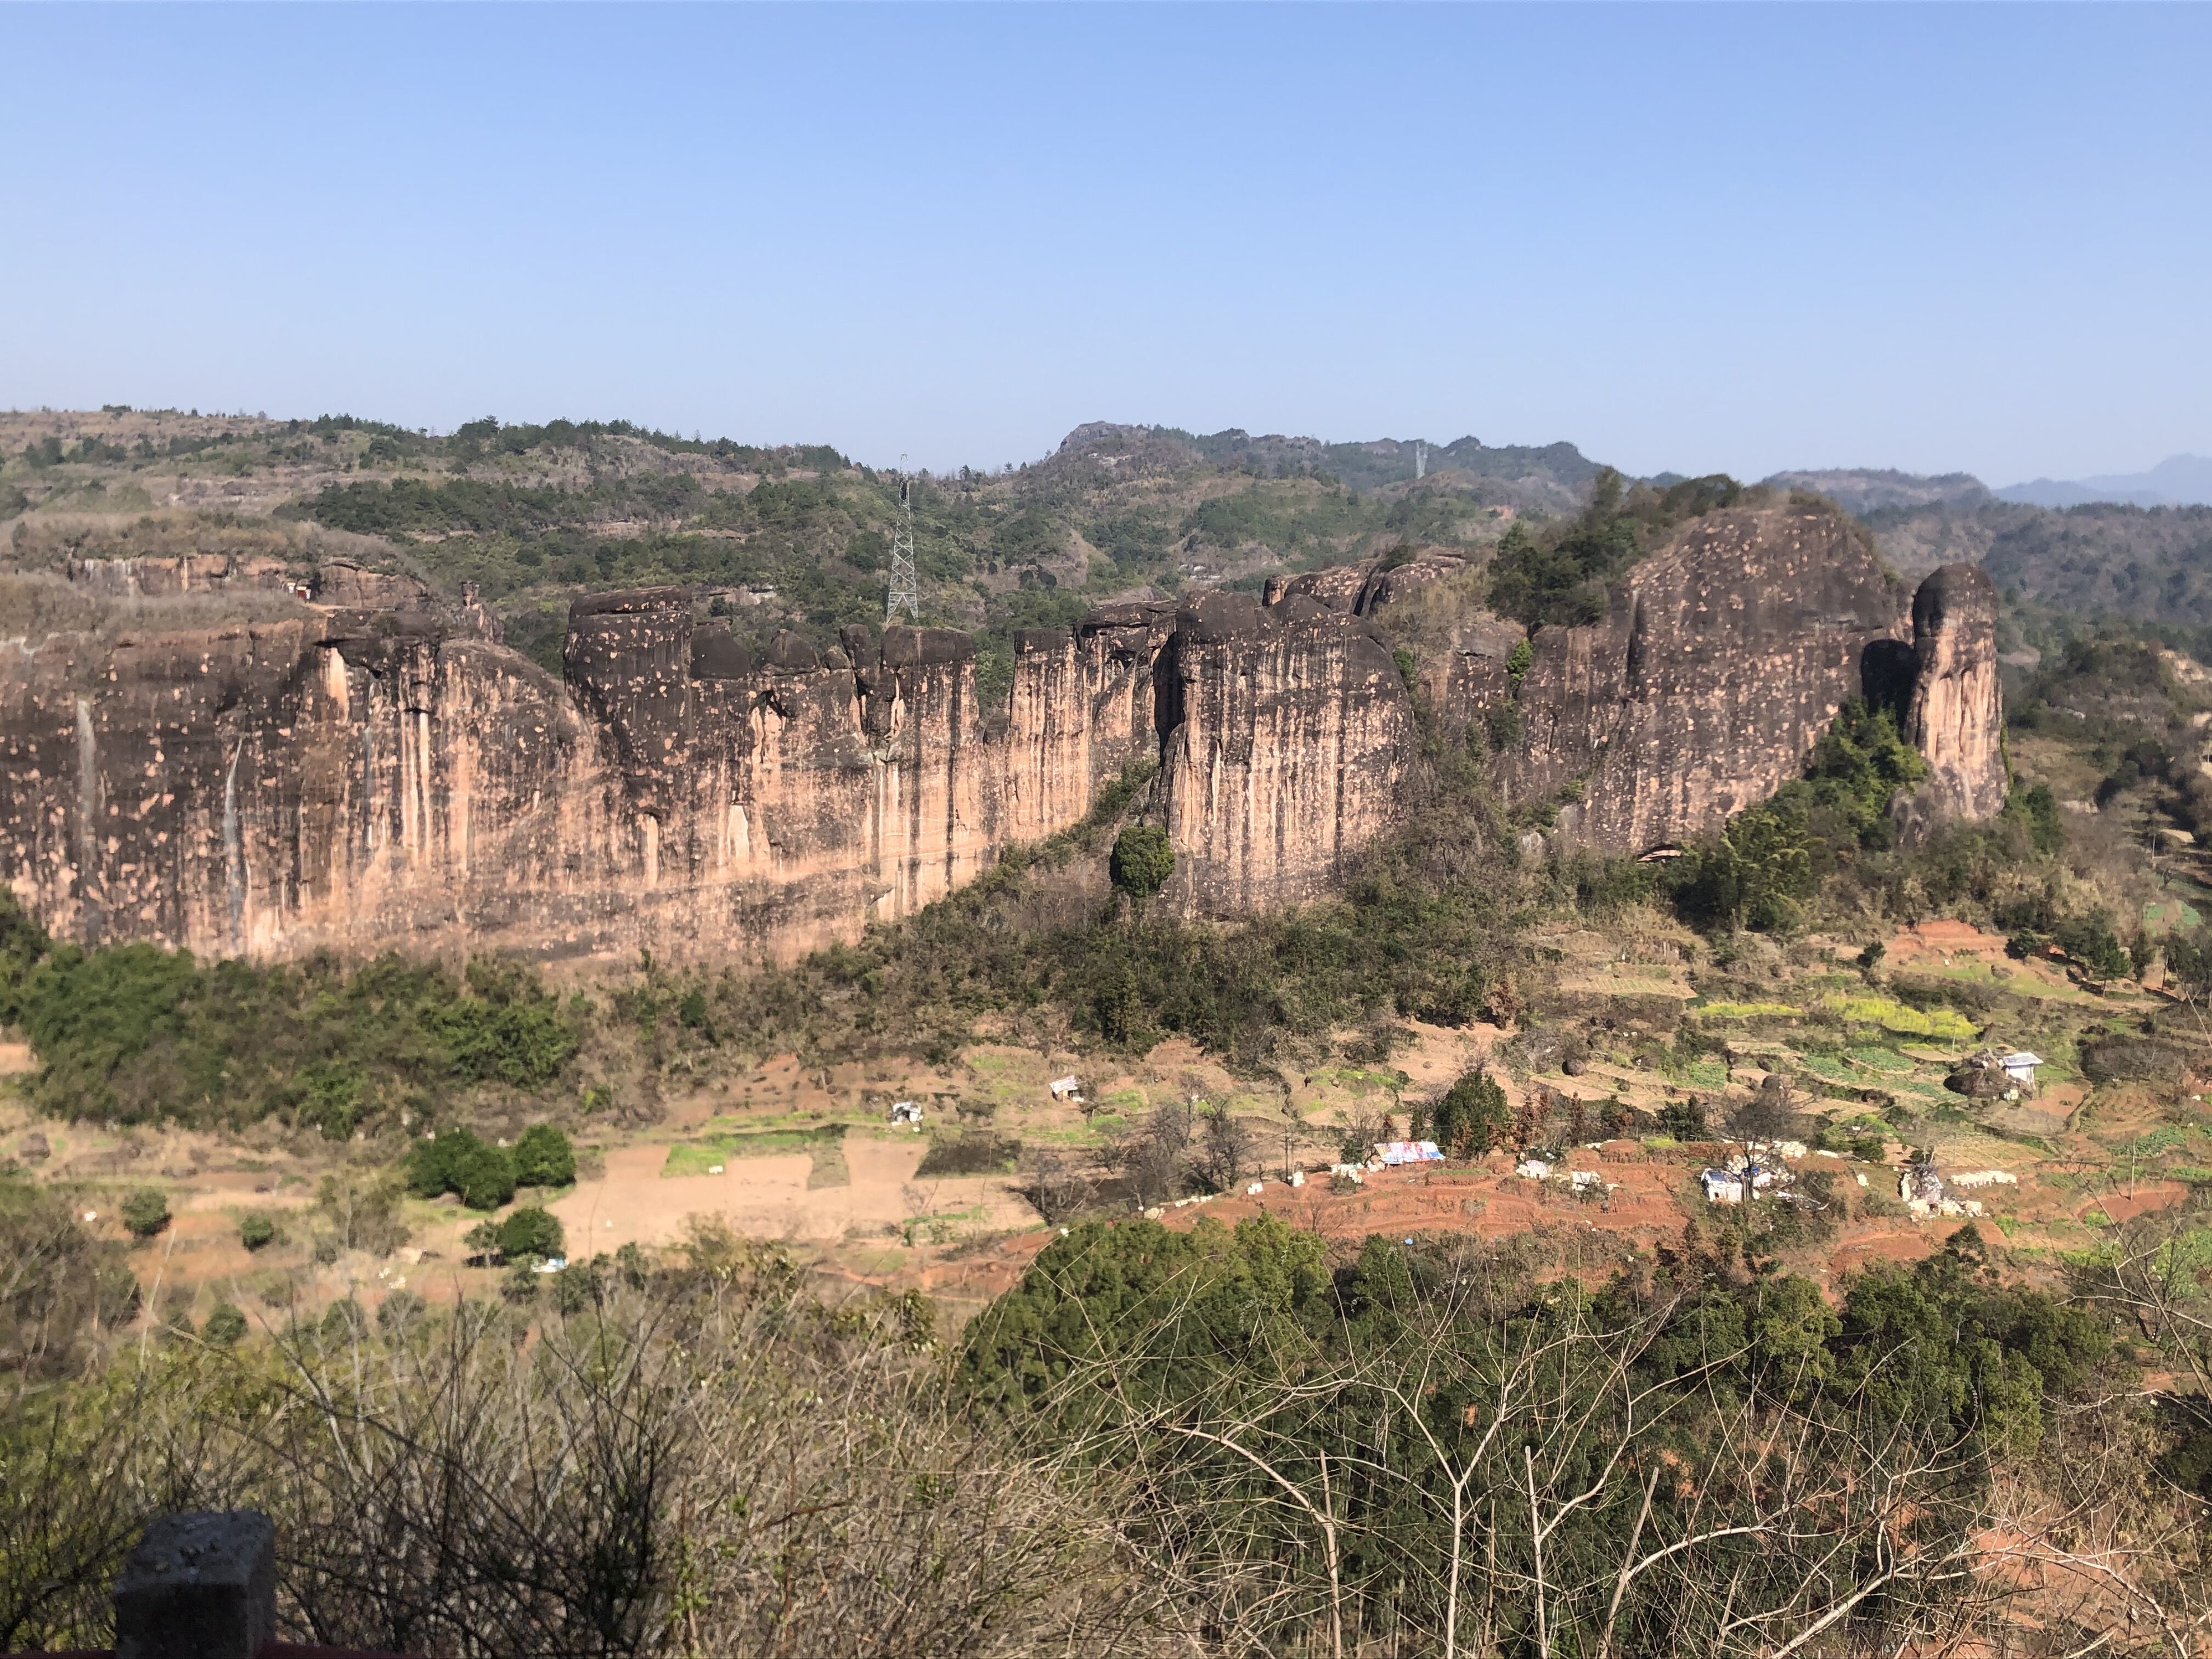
[885, 454, 920, 623]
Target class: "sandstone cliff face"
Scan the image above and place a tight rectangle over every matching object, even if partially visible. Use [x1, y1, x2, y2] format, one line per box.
[0, 504, 2006, 966]
[1893, 562, 2008, 840]
[1493, 506, 1912, 853]
[1157, 592, 1415, 913]
[0, 583, 1195, 964]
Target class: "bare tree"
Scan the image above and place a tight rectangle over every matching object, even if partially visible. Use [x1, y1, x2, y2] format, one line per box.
[1194, 1102, 1256, 1193]
[1022, 1146, 1094, 1225]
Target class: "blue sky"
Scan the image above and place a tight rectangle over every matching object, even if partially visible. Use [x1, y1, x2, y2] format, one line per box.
[2, 4, 2206, 483]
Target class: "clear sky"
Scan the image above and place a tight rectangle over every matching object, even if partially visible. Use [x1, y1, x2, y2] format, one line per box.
[2, 4, 2206, 484]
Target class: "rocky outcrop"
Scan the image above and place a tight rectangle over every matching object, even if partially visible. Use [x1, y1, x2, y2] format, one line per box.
[1156, 593, 1415, 913]
[0, 584, 1203, 964]
[1489, 506, 1909, 852]
[1892, 562, 2008, 840]
[0, 504, 2007, 966]
[1429, 508, 2004, 855]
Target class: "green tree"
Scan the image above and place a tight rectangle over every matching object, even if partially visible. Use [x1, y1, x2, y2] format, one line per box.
[201, 1302, 249, 1347]
[498, 1206, 565, 1262]
[1426, 1067, 1512, 1158]
[120, 1188, 171, 1240]
[239, 1212, 277, 1251]
[512, 1123, 577, 1189]
[407, 1127, 518, 1210]
[1109, 826, 1176, 901]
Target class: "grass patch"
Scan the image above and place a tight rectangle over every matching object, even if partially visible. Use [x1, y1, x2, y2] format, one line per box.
[663, 1125, 851, 1187]
[1666, 1059, 1729, 1090]
[1694, 1001, 1801, 1019]
[1845, 1046, 1916, 1074]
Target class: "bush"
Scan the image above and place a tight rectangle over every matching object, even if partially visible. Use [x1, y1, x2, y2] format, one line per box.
[0, 1183, 140, 1378]
[0, 891, 579, 1135]
[407, 1127, 518, 1211]
[497, 1206, 565, 1262]
[120, 1188, 171, 1240]
[239, 1212, 277, 1251]
[512, 1123, 577, 1189]
[314, 1170, 410, 1256]
[1109, 826, 1175, 901]
[1423, 1068, 1512, 1159]
[201, 1302, 249, 1347]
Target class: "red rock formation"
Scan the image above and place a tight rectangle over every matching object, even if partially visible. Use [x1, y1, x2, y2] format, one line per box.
[0, 506, 2004, 966]
[1892, 562, 2008, 840]
[1499, 505, 1911, 852]
[1156, 592, 1415, 912]
[0, 586, 1184, 964]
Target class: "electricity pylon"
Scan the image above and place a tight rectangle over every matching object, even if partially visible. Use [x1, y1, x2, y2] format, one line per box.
[885, 455, 920, 622]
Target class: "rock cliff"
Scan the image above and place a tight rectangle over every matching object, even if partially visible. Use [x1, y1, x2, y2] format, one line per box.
[0, 580, 1200, 964]
[1318, 505, 2007, 856]
[1496, 505, 1913, 851]
[1156, 592, 1414, 913]
[1891, 562, 2008, 841]
[0, 502, 2006, 966]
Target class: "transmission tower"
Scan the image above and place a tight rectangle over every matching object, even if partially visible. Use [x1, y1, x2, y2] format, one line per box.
[1414, 441, 1426, 480]
[885, 455, 921, 622]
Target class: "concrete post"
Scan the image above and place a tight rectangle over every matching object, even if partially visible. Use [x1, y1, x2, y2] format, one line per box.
[113, 1511, 276, 1659]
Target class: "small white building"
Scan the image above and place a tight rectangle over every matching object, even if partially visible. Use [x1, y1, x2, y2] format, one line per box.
[889, 1101, 924, 1126]
[1702, 1169, 1747, 1205]
[1048, 1075, 1084, 1102]
[2001, 1052, 2044, 1092]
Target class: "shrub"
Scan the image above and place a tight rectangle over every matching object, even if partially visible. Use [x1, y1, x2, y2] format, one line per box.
[0, 1183, 140, 1378]
[497, 1206, 565, 1262]
[407, 1127, 518, 1211]
[512, 1123, 577, 1189]
[377, 1289, 427, 1334]
[1425, 1068, 1513, 1159]
[120, 1188, 171, 1240]
[314, 1169, 410, 1256]
[1109, 826, 1175, 901]
[239, 1212, 277, 1251]
[201, 1302, 249, 1347]
[0, 890, 579, 1135]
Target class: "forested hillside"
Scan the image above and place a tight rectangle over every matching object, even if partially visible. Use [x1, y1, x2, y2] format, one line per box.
[1, 408, 1596, 679]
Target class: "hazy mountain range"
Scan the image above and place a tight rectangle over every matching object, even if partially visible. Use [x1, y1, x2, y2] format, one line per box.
[1991, 455, 2212, 510]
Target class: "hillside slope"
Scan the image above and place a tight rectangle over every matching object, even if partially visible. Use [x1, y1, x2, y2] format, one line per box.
[2, 409, 1602, 676]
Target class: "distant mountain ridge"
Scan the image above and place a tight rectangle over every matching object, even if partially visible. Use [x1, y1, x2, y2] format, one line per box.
[1760, 468, 1990, 515]
[1760, 464, 2212, 624]
[1995, 455, 2212, 510]
[1055, 422, 1601, 510]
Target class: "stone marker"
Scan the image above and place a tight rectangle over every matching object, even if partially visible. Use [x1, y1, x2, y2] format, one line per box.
[114, 1510, 276, 1659]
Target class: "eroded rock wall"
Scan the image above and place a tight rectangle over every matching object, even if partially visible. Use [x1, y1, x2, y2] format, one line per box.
[1498, 506, 1912, 852]
[1157, 592, 1415, 913]
[1, 505, 2006, 967]
[0, 586, 1192, 964]
[1892, 562, 2008, 841]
